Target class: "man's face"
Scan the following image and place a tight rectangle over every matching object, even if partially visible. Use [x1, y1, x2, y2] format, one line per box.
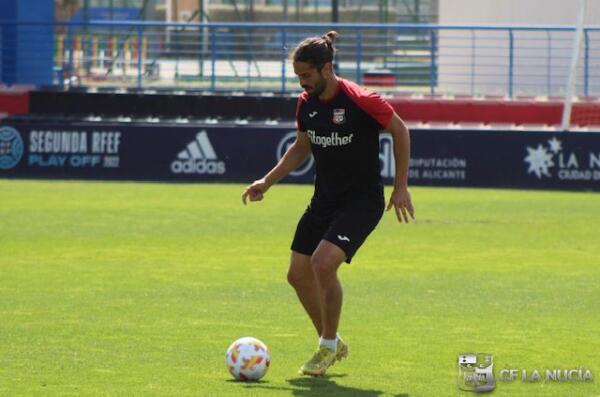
[293, 61, 328, 97]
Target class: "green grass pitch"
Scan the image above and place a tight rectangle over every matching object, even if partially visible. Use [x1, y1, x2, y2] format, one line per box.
[0, 179, 599, 397]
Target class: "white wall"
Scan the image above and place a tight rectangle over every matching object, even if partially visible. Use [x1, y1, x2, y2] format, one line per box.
[439, 0, 600, 26]
[436, 0, 599, 96]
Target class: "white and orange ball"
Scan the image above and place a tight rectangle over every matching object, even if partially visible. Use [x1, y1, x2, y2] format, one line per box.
[225, 337, 271, 381]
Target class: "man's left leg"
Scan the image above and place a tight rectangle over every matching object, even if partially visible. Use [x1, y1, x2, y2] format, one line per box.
[299, 240, 347, 376]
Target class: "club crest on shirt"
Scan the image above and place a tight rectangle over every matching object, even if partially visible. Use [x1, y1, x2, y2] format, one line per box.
[332, 108, 346, 124]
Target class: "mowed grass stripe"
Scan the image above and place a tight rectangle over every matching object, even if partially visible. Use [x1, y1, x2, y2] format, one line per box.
[0, 180, 598, 396]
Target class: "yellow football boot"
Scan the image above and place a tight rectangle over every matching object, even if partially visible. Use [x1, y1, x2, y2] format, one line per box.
[299, 345, 337, 376]
[336, 337, 348, 362]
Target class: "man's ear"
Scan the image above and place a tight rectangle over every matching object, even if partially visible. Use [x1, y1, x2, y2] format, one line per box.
[321, 62, 334, 78]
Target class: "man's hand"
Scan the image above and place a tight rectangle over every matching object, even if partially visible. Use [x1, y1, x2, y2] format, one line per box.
[386, 187, 415, 223]
[242, 178, 270, 205]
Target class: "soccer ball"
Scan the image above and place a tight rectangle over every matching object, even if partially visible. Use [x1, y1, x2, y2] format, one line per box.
[225, 337, 271, 381]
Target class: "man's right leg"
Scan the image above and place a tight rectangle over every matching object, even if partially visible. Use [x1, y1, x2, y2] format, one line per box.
[289, 208, 348, 375]
[287, 250, 322, 337]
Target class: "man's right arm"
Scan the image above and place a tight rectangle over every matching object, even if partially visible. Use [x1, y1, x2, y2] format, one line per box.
[242, 131, 311, 204]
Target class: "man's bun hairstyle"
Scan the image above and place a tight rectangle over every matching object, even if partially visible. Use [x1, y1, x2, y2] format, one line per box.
[293, 31, 338, 69]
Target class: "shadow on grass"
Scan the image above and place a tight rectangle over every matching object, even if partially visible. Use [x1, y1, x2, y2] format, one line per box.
[231, 374, 410, 396]
[287, 375, 385, 396]
[226, 379, 271, 384]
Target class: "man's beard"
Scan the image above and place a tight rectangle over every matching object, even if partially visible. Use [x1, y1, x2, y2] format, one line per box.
[303, 76, 326, 97]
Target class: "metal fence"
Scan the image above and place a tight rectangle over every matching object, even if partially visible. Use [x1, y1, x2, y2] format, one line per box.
[1, 21, 599, 97]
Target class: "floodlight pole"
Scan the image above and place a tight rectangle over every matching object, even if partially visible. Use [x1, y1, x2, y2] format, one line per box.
[332, 0, 339, 23]
[332, 0, 339, 74]
[561, 0, 587, 131]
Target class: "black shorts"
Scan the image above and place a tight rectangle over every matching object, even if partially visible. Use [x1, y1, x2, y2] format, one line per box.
[291, 197, 385, 264]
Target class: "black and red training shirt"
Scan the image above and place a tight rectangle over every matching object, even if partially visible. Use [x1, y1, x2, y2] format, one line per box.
[296, 78, 395, 203]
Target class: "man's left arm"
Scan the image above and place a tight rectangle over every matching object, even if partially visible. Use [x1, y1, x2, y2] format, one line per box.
[385, 113, 415, 223]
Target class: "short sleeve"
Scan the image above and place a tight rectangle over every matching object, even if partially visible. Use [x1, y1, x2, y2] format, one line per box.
[340, 79, 395, 129]
[295, 93, 308, 131]
[357, 91, 394, 128]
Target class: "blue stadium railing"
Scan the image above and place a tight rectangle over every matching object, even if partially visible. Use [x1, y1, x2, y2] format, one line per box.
[0, 21, 599, 97]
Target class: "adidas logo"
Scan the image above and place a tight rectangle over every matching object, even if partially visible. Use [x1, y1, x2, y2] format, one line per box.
[170, 131, 226, 175]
